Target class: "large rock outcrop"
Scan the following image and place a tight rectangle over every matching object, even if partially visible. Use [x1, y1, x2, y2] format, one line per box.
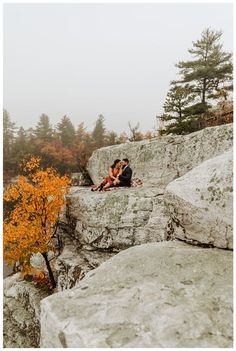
[4, 273, 50, 348]
[164, 149, 233, 249]
[55, 125, 233, 289]
[40, 241, 233, 348]
[87, 124, 233, 187]
[4, 123, 234, 348]
[65, 186, 169, 251]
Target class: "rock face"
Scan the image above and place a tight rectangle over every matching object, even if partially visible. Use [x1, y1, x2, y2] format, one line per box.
[66, 186, 169, 251]
[40, 241, 233, 348]
[55, 230, 114, 291]
[3, 273, 50, 348]
[87, 124, 233, 187]
[55, 125, 233, 289]
[164, 149, 233, 249]
[70, 171, 92, 186]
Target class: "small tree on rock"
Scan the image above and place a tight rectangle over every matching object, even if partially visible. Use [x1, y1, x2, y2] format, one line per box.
[128, 122, 144, 141]
[160, 83, 197, 134]
[3, 156, 70, 288]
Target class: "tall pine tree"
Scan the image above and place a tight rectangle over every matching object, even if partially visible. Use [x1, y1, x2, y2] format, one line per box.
[35, 114, 53, 141]
[57, 115, 76, 146]
[92, 114, 106, 148]
[3, 109, 17, 171]
[11, 127, 29, 167]
[176, 28, 233, 104]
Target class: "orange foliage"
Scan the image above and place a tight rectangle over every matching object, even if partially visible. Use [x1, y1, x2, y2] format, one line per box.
[3, 156, 70, 276]
[41, 140, 76, 166]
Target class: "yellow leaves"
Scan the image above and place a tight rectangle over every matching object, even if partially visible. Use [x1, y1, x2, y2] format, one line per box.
[4, 156, 70, 274]
[4, 184, 20, 201]
[21, 155, 41, 172]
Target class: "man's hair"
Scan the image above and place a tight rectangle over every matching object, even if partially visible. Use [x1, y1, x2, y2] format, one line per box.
[123, 158, 129, 163]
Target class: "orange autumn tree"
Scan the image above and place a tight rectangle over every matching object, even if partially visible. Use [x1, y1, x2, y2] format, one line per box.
[3, 156, 70, 288]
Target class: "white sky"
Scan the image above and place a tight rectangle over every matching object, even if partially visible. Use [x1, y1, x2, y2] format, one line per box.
[3, 3, 233, 133]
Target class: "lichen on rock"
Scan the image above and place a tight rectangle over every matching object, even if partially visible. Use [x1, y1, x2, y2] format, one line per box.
[164, 149, 233, 249]
[3, 273, 51, 348]
[65, 186, 169, 251]
[40, 241, 233, 348]
[87, 124, 233, 188]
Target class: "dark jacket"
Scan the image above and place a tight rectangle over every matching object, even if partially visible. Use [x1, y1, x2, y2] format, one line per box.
[119, 165, 132, 186]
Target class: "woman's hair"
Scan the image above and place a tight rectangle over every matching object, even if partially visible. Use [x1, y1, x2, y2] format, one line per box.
[111, 159, 121, 168]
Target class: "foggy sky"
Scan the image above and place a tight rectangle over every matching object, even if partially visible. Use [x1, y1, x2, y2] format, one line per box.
[3, 3, 233, 133]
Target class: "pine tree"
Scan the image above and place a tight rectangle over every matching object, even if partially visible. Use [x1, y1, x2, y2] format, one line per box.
[11, 127, 29, 169]
[3, 109, 17, 170]
[92, 114, 106, 148]
[35, 114, 53, 141]
[57, 115, 76, 146]
[76, 122, 87, 142]
[25, 127, 37, 154]
[105, 131, 118, 146]
[162, 83, 196, 121]
[160, 84, 201, 135]
[176, 28, 233, 104]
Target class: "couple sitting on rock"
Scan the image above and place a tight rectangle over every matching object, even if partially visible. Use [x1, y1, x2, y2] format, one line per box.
[91, 158, 133, 192]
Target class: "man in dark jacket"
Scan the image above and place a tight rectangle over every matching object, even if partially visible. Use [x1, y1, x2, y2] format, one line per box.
[115, 158, 132, 187]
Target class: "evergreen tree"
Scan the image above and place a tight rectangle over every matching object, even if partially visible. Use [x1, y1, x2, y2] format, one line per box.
[92, 114, 106, 148]
[25, 127, 37, 154]
[105, 131, 118, 146]
[11, 127, 29, 167]
[57, 115, 76, 146]
[76, 122, 87, 141]
[160, 84, 203, 135]
[162, 83, 196, 121]
[35, 114, 53, 141]
[3, 109, 17, 170]
[176, 28, 233, 104]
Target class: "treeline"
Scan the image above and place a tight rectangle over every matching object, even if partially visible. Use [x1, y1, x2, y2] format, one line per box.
[4, 28, 233, 180]
[159, 28, 233, 135]
[3, 111, 155, 181]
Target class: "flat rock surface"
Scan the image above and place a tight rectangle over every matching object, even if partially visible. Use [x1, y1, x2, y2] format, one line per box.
[40, 241, 233, 348]
[164, 149, 233, 249]
[66, 186, 169, 250]
[87, 124, 233, 188]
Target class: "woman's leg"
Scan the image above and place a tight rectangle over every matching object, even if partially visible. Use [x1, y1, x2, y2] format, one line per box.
[102, 182, 112, 191]
[92, 179, 106, 191]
